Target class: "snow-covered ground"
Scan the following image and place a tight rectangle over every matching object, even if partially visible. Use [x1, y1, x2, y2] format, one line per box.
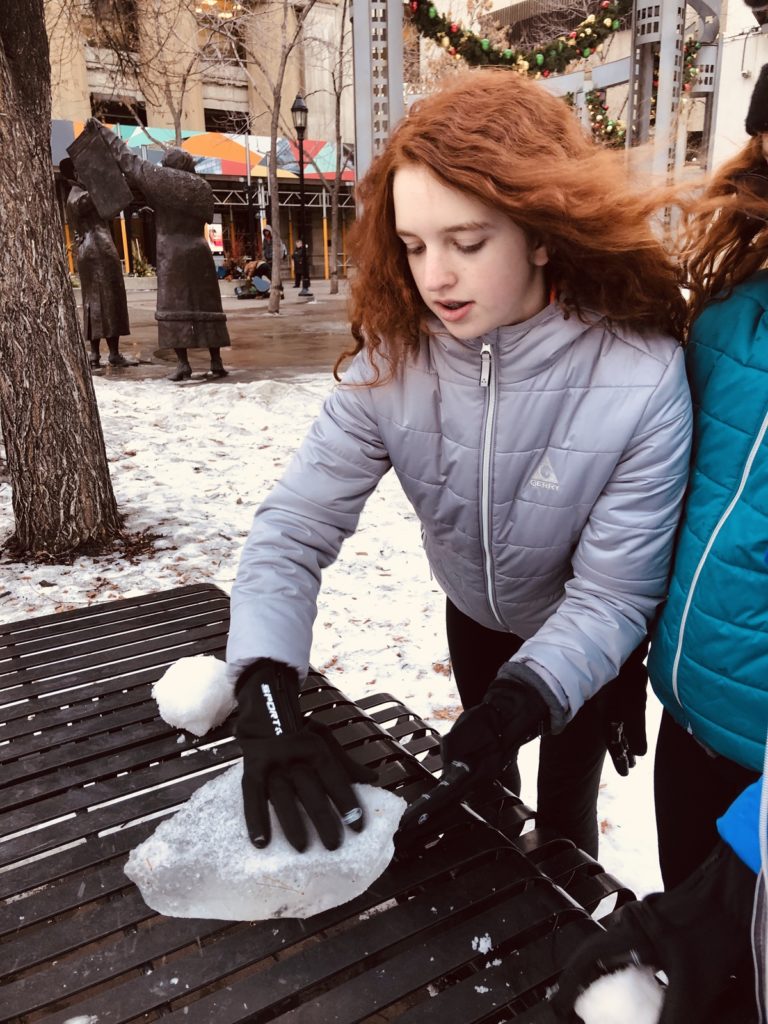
[0, 373, 663, 899]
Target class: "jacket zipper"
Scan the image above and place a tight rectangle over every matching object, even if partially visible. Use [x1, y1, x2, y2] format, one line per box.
[671, 409, 768, 706]
[479, 340, 504, 626]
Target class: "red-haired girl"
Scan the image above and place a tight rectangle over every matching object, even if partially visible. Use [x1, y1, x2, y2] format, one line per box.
[227, 68, 692, 857]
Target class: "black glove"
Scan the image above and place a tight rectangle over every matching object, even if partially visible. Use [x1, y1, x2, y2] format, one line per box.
[396, 668, 549, 847]
[597, 643, 648, 777]
[235, 659, 378, 853]
[551, 841, 757, 1023]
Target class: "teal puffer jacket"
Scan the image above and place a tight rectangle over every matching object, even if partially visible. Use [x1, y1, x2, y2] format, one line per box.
[649, 271, 768, 771]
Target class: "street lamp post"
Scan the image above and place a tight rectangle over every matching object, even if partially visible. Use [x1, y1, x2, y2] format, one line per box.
[291, 93, 313, 299]
[242, 114, 257, 260]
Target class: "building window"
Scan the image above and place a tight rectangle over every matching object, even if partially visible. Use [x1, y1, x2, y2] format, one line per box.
[481, 0, 595, 48]
[686, 130, 704, 164]
[83, 0, 139, 51]
[195, 1, 247, 65]
[204, 108, 250, 133]
[90, 95, 147, 127]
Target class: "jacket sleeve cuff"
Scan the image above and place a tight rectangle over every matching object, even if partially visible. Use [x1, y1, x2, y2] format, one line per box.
[494, 659, 570, 733]
[235, 658, 298, 696]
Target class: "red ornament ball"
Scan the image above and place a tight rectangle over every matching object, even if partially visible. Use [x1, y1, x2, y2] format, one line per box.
[410, 1, 418, 9]
[601, 0, 610, 6]
[450, 22, 458, 32]
[568, 30, 577, 38]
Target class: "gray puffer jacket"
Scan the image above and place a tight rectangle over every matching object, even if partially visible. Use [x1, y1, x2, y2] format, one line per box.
[227, 302, 692, 729]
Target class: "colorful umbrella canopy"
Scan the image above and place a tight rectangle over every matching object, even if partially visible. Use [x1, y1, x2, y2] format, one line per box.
[53, 121, 355, 181]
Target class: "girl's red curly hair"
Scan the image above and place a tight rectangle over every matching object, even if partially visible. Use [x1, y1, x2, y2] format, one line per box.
[337, 68, 685, 381]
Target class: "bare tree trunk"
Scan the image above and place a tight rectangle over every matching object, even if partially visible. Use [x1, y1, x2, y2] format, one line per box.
[328, 0, 349, 296]
[0, 1, 122, 557]
[329, 99, 342, 296]
[267, 94, 283, 314]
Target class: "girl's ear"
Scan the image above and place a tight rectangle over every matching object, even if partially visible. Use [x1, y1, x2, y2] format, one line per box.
[529, 238, 549, 267]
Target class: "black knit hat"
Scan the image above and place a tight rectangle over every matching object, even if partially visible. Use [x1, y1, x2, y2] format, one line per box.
[746, 64, 768, 136]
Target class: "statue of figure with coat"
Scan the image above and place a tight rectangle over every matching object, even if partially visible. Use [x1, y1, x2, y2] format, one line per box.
[85, 119, 231, 381]
[60, 157, 135, 370]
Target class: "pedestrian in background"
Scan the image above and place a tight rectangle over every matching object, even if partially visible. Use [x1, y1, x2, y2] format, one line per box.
[292, 239, 304, 288]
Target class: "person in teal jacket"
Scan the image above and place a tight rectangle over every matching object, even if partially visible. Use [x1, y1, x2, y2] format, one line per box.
[646, 66, 768, 889]
[552, 771, 765, 1022]
[553, 65, 768, 1018]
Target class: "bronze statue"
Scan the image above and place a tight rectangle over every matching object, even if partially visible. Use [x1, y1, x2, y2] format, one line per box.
[61, 158, 135, 370]
[87, 120, 230, 381]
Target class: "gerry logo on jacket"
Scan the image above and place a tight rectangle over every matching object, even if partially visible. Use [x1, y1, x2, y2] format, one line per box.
[529, 454, 559, 491]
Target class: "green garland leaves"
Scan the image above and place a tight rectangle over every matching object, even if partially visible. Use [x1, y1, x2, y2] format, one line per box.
[405, 0, 632, 75]
[683, 38, 703, 89]
[585, 89, 626, 146]
[404, 0, 632, 145]
[405, 1, 703, 149]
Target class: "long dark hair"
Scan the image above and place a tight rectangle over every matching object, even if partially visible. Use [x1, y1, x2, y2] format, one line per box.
[681, 134, 768, 329]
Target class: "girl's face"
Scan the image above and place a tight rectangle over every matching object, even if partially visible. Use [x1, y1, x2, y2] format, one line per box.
[392, 164, 549, 340]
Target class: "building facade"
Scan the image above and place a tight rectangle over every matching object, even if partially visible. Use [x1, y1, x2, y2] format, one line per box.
[46, 0, 356, 278]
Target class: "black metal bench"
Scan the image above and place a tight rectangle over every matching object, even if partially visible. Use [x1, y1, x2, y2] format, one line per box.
[0, 584, 633, 1023]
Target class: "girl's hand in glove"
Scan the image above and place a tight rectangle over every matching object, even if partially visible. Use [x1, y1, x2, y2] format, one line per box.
[551, 841, 757, 1023]
[235, 659, 378, 852]
[396, 670, 548, 851]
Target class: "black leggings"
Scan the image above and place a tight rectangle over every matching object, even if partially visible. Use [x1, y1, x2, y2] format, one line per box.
[654, 710, 759, 889]
[446, 598, 648, 859]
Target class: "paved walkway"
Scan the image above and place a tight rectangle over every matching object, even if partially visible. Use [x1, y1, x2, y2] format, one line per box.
[85, 278, 354, 385]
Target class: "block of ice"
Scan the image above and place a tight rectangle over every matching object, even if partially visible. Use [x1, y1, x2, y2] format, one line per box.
[574, 965, 664, 1024]
[152, 655, 236, 737]
[125, 764, 406, 920]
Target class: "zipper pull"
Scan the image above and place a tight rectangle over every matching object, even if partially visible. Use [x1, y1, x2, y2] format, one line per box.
[479, 342, 491, 387]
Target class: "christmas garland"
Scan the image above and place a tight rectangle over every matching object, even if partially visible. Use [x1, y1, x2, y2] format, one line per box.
[683, 38, 703, 91]
[405, 0, 705, 149]
[405, 0, 632, 76]
[583, 89, 626, 146]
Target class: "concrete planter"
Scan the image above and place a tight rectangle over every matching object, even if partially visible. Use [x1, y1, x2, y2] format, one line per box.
[123, 274, 158, 292]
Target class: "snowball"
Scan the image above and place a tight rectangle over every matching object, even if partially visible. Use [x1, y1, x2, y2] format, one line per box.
[574, 966, 664, 1024]
[152, 656, 236, 736]
[125, 765, 406, 920]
